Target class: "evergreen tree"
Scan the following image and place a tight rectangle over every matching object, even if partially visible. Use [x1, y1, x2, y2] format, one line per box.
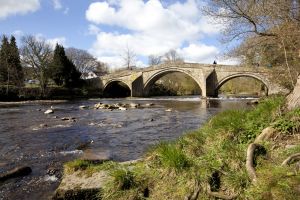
[9, 36, 24, 87]
[0, 36, 9, 84]
[50, 44, 81, 87]
[50, 44, 66, 86]
[0, 35, 24, 88]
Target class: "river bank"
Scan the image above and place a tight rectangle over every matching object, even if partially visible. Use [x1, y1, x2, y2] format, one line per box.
[55, 95, 300, 199]
[0, 97, 253, 199]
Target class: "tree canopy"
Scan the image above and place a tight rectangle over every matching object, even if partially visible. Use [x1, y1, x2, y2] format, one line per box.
[50, 44, 81, 87]
[0, 35, 24, 89]
[204, 0, 300, 88]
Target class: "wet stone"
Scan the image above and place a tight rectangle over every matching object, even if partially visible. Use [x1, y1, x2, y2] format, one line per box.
[81, 149, 111, 164]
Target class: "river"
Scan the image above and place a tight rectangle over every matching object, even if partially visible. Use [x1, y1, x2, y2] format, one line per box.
[0, 97, 253, 200]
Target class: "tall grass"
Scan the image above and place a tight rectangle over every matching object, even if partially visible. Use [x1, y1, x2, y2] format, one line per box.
[155, 142, 190, 171]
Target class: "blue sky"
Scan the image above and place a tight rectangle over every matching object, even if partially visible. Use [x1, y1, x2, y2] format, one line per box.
[0, 0, 237, 68]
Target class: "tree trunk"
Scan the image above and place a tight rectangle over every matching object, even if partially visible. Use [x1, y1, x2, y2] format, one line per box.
[286, 75, 300, 110]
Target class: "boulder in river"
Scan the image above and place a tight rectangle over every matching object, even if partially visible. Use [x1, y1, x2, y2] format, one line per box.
[81, 149, 111, 164]
[119, 107, 127, 111]
[165, 108, 172, 112]
[129, 103, 140, 108]
[79, 105, 88, 110]
[0, 166, 32, 182]
[39, 124, 48, 128]
[94, 103, 103, 109]
[44, 109, 54, 114]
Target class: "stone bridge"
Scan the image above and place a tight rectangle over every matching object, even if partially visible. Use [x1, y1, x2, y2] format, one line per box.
[100, 63, 288, 97]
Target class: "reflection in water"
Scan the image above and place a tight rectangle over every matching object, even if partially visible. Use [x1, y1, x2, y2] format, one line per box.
[0, 97, 253, 199]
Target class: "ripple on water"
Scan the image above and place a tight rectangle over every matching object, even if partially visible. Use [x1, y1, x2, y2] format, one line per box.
[0, 97, 250, 199]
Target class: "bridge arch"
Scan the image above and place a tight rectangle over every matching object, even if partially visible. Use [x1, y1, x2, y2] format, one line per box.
[216, 73, 269, 96]
[103, 79, 131, 98]
[143, 68, 204, 96]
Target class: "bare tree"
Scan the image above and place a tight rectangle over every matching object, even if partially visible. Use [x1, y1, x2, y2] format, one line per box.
[148, 55, 162, 65]
[163, 49, 184, 63]
[122, 44, 136, 69]
[21, 35, 52, 96]
[65, 47, 107, 75]
[203, 0, 300, 87]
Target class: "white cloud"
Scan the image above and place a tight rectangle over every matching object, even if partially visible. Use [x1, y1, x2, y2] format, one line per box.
[53, 0, 62, 10]
[0, 0, 40, 19]
[88, 24, 101, 35]
[34, 34, 67, 49]
[12, 30, 24, 37]
[178, 44, 220, 63]
[86, 0, 225, 68]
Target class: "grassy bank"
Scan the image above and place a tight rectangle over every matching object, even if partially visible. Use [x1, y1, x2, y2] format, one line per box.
[61, 96, 300, 200]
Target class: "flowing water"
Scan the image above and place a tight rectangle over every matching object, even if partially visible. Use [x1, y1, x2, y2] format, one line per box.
[0, 97, 254, 200]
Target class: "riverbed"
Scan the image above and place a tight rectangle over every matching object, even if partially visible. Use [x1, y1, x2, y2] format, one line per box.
[0, 97, 253, 200]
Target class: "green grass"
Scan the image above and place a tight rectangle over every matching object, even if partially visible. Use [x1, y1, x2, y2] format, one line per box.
[155, 142, 190, 171]
[63, 95, 300, 199]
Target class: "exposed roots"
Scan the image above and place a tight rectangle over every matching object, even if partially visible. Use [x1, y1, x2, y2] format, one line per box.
[254, 127, 276, 143]
[206, 184, 238, 200]
[246, 127, 273, 184]
[185, 180, 201, 200]
[208, 191, 238, 200]
[281, 153, 300, 166]
[246, 143, 259, 183]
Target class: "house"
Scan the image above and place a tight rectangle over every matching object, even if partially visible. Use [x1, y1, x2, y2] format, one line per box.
[81, 72, 98, 79]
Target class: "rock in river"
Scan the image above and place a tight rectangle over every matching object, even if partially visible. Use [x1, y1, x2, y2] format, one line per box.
[79, 105, 88, 109]
[129, 103, 140, 108]
[119, 107, 127, 111]
[44, 109, 54, 114]
[81, 149, 111, 164]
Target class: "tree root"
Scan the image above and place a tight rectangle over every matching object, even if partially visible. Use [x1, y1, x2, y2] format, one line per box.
[206, 184, 238, 200]
[254, 127, 276, 143]
[208, 191, 238, 200]
[281, 153, 300, 166]
[246, 143, 259, 183]
[246, 127, 273, 183]
[185, 180, 201, 200]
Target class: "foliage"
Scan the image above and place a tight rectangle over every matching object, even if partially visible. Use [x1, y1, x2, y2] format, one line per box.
[0, 35, 24, 89]
[273, 108, 300, 134]
[148, 72, 201, 96]
[219, 77, 267, 97]
[49, 44, 81, 87]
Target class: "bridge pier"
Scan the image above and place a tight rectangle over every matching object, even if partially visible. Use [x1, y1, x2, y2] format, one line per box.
[131, 75, 144, 97]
